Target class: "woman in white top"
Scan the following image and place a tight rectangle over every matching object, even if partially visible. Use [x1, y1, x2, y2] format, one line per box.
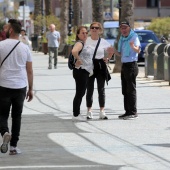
[72, 26, 93, 122]
[19, 29, 30, 46]
[86, 22, 114, 120]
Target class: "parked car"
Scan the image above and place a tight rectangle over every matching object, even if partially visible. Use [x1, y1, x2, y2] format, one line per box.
[134, 30, 160, 62]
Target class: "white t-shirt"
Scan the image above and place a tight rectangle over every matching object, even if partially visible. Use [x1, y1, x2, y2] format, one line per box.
[85, 37, 111, 59]
[0, 39, 32, 89]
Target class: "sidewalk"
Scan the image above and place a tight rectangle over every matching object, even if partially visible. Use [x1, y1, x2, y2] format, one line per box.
[0, 51, 170, 170]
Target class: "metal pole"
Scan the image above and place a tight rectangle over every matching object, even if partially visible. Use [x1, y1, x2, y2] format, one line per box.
[68, 0, 72, 36]
[110, 0, 113, 20]
[23, 0, 26, 29]
[158, 0, 161, 17]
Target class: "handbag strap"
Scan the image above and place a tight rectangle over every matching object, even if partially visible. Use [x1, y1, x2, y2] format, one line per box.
[93, 38, 101, 60]
[0, 41, 20, 67]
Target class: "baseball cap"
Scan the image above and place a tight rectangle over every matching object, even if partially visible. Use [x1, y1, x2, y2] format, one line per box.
[119, 21, 130, 27]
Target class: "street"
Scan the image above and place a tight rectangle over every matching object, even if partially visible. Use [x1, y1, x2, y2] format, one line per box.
[0, 51, 170, 170]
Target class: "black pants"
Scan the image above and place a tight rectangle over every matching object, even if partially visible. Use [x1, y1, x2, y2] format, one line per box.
[121, 62, 138, 115]
[0, 86, 26, 147]
[86, 59, 106, 108]
[73, 68, 89, 117]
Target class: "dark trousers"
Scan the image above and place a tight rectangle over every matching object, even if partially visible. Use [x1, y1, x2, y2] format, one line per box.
[73, 68, 89, 117]
[86, 60, 106, 108]
[0, 86, 26, 147]
[48, 47, 58, 67]
[121, 62, 138, 115]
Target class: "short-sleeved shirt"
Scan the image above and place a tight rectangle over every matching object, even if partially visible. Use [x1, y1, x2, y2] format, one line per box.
[120, 34, 140, 63]
[85, 37, 111, 59]
[46, 31, 60, 48]
[0, 39, 32, 89]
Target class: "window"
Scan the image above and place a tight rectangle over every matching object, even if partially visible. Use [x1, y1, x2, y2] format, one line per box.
[147, 0, 158, 7]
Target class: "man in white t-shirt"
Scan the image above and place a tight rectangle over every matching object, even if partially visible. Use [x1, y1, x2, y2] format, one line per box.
[46, 24, 60, 69]
[0, 19, 33, 155]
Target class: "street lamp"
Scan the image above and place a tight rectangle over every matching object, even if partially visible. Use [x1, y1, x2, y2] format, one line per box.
[68, 0, 73, 36]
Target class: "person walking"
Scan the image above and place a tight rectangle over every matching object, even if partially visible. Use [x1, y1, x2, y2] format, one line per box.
[0, 19, 33, 155]
[19, 29, 30, 46]
[113, 21, 141, 120]
[72, 26, 93, 122]
[86, 22, 114, 120]
[46, 24, 60, 69]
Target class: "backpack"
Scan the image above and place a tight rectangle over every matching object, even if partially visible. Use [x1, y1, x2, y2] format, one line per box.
[68, 41, 84, 70]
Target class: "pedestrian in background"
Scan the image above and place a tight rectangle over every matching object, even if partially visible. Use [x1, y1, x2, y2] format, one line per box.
[19, 29, 30, 46]
[0, 19, 33, 155]
[46, 24, 60, 69]
[72, 26, 93, 122]
[113, 21, 141, 120]
[86, 22, 114, 120]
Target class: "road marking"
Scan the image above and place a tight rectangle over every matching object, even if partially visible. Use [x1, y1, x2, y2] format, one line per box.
[0, 165, 101, 169]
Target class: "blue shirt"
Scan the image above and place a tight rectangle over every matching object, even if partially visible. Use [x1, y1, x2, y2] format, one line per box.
[120, 34, 140, 63]
[46, 31, 60, 48]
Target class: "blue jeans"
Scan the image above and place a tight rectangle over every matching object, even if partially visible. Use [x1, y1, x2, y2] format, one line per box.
[0, 86, 26, 147]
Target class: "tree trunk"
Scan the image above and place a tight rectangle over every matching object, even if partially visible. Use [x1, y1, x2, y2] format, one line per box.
[60, 0, 68, 44]
[34, 0, 42, 35]
[113, 0, 134, 73]
[73, 0, 81, 30]
[92, 0, 103, 23]
[45, 0, 51, 16]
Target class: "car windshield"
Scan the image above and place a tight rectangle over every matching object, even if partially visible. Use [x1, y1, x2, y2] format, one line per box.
[104, 28, 119, 39]
[136, 32, 159, 43]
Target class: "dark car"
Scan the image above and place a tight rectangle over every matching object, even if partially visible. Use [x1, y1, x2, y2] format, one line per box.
[134, 30, 160, 62]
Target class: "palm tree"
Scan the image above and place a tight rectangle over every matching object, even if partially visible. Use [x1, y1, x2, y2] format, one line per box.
[45, 0, 51, 16]
[113, 0, 134, 73]
[92, 0, 103, 23]
[73, 0, 81, 29]
[60, 0, 68, 44]
[34, 0, 42, 35]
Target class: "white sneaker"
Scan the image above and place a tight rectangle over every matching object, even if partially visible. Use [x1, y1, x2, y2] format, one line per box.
[99, 111, 108, 120]
[9, 146, 21, 155]
[87, 111, 93, 119]
[0, 132, 11, 153]
[72, 114, 87, 122]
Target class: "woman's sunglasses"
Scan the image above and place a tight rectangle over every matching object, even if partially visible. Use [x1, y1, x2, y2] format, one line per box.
[90, 27, 100, 30]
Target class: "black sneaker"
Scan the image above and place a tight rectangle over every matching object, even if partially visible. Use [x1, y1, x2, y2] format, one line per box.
[123, 114, 138, 120]
[118, 113, 129, 119]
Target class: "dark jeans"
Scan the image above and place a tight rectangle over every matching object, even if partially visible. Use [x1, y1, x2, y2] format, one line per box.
[121, 62, 138, 115]
[0, 86, 26, 147]
[86, 59, 106, 108]
[73, 68, 89, 117]
[48, 47, 58, 67]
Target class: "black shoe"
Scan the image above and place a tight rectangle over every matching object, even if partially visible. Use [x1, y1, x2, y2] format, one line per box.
[118, 113, 129, 119]
[123, 114, 138, 120]
[54, 65, 57, 69]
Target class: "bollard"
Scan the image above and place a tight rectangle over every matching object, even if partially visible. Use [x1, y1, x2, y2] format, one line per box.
[144, 43, 157, 77]
[164, 44, 170, 85]
[153, 43, 167, 80]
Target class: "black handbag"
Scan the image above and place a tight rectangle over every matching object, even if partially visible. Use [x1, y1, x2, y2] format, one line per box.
[68, 41, 84, 70]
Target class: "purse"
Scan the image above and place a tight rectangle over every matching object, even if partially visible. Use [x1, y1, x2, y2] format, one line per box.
[68, 41, 84, 70]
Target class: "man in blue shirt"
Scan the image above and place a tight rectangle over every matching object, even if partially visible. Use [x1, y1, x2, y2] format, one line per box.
[46, 24, 60, 69]
[114, 21, 141, 120]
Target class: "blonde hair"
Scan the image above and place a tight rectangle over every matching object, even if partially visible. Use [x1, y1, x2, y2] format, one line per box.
[90, 22, 103, 34]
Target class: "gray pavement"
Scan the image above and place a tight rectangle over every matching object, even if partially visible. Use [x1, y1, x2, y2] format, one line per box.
[0, 51, 170, 170]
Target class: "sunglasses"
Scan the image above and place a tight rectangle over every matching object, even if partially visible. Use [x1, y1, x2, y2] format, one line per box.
[81, 32, 88, 35]
[90, 26, 100, 30]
